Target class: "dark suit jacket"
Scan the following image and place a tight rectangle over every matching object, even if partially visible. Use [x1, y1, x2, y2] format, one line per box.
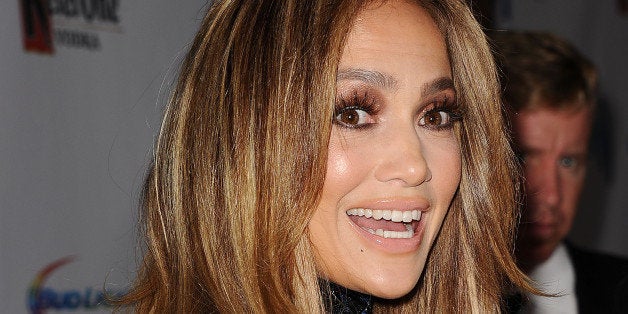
[505, 242, 628, 313]
[566, 242, 628, 313]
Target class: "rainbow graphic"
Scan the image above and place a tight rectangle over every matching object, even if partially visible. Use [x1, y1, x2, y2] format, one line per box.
[27, 256, 75, 314]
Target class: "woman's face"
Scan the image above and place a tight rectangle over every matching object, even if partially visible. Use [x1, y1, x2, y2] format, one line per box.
[308, 0, 461, 299]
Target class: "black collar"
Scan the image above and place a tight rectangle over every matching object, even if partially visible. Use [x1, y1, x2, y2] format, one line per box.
[321, 281, 373, 314]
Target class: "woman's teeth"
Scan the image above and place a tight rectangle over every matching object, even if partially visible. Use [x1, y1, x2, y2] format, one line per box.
[362, 223, 414, 239]
[346, 208, 422, 222]
[346, 208, 422, 239]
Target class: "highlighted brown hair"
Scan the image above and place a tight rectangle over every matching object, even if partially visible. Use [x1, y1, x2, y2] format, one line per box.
[120, 1, 531, 312]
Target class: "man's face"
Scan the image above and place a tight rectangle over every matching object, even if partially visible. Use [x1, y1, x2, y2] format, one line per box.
[514, 106, 592, 268]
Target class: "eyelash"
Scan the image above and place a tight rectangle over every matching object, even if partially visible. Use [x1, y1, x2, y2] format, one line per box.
[420, 98, 462, 131]
[333, 91, 379, 129]
[333, 92, 461, 130]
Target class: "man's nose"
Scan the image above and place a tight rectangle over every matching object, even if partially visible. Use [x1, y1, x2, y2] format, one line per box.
[529, 160, 561, 209]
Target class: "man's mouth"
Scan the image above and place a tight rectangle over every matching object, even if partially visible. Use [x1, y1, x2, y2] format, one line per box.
[346, 208, 422, 239]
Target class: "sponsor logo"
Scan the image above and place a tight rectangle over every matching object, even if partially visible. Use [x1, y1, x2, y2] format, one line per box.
[19, 0, 122, 54]
[27, 256, 124, 313]
[19, 0, 54, 53]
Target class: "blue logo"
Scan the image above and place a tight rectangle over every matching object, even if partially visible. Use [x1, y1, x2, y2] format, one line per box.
[27, 256, 125, 313]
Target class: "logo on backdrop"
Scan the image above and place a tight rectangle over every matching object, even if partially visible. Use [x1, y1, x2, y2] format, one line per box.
[19, 0, 122, 54]
[19, 0, 54, 53]
[27, 256, 123, 313]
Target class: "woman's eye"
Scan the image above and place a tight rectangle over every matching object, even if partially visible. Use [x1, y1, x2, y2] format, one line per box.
[334, 107, 374, 128]
[419, 110, 452, 129]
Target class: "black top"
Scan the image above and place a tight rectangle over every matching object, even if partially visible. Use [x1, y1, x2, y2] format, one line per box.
[321, 281, 373, 314]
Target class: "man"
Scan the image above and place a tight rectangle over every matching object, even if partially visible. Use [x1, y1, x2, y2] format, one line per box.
[491, 30, 628, 313]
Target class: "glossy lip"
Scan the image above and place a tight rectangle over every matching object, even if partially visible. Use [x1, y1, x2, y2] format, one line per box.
[345, 198, 430, 254]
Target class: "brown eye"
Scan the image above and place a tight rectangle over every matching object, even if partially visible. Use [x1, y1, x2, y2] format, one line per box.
[340, 109, 360, 125]
[338, 109, 360, 125]
[419, 110, 450, 128]
[423, 111, 443, 126]
[334, 107, 374, 128]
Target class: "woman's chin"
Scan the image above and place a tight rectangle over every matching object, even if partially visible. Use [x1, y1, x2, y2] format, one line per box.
[359, 277, 420, 300]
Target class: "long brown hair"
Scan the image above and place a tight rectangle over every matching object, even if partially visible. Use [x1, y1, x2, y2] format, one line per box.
[121, 0, 531, 312]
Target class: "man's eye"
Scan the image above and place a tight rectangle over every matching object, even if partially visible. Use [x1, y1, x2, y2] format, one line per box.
[559, 157, 577, 169]
[334, 107, 374, 128]
[419, 110, 453, 129]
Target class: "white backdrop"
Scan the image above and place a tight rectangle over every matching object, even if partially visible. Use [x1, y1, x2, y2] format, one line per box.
[1, 1, 207, 312]
[496, 0, 628, 258]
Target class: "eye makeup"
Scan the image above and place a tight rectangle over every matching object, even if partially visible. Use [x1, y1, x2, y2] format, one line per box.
[418, 96, 462, 131]
[333, 89, 380, 129]
[333, 92, 462, 131]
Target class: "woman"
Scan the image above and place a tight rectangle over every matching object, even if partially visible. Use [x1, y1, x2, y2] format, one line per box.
[122, 0, 531, 312]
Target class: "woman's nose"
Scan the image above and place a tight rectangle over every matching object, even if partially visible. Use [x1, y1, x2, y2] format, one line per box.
[373, 127, 431, 187]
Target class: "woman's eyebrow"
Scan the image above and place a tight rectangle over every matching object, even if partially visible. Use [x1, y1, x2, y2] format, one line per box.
[337, 70, 453, 96]
[421, 77, 454, 97]
[337, 68, 398, 90]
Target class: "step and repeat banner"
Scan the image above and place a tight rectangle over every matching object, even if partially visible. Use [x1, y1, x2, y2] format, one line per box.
[1, 1, 208, 313]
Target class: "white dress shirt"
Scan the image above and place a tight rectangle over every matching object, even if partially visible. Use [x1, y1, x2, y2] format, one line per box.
[522, 243, 578, 314]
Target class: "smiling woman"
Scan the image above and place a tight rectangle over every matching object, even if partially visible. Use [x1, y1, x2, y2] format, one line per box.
[119, 0, 532, 312]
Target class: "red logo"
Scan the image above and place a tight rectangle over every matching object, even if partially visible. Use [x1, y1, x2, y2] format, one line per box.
[19, 0, 54, 54]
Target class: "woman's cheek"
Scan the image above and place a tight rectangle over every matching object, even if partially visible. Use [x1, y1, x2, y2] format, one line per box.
[326, 135, 376, 189]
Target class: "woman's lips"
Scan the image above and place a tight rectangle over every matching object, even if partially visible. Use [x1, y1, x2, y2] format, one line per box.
[345, 204, 428, 253]
[347, 209, 421, 238]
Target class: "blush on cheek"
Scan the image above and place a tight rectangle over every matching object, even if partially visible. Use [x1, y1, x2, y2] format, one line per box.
[327, 139, 355, 180]
[328, 151, 350, 177]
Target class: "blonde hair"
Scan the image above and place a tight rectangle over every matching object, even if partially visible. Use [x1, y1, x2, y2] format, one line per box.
[121, 0, 531, 312]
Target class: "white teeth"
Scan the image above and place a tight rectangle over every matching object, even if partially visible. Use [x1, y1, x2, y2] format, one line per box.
[347, 208, 422, 222]
[362, 223, 414, 239]
[347, 208, 422, 239]
[391, 211, 403, 222]
[372, 210, 383, 220]
[402, 211, 413, 222]
[413, 210, 421, 220]
[382, 210, 391, 220]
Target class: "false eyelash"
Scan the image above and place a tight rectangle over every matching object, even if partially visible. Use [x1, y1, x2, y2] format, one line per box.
[422, 97, 463, 130]
[430, 102, 463, 121]
[429, 96, 460, 114]
[334, 90, 379, 116]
